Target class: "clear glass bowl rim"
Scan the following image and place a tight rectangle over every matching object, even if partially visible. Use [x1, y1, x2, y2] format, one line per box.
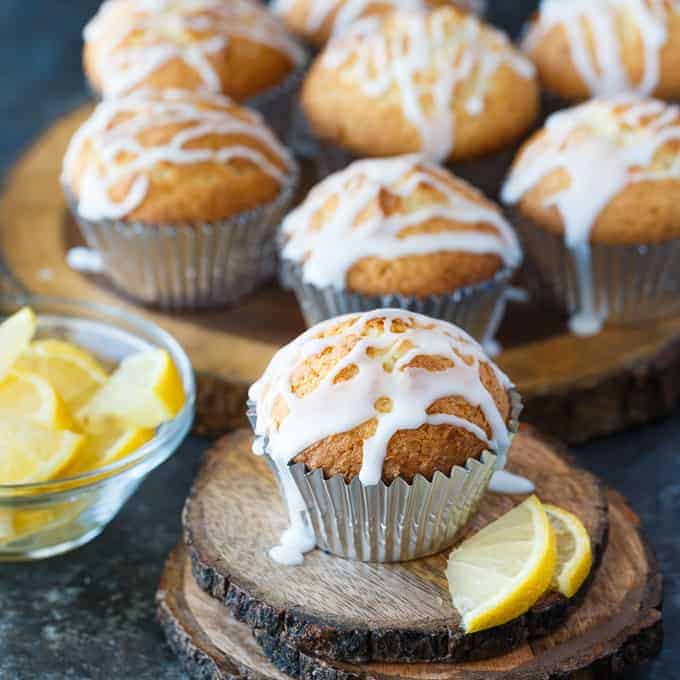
[0, 293, 196, 495]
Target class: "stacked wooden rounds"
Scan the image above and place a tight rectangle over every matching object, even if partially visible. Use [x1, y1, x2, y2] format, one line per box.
[157, 428, 663, 679]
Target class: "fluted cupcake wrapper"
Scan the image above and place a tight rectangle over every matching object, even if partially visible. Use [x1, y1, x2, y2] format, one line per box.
[514, 211, 680, 324]
[64, 166, 299, 311]
[280, 258, 515, 343]
[247, 53, 310, 144]
[246, 390, 522, 563]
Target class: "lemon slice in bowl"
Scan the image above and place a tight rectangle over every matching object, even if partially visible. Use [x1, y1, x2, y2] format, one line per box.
[67, 421, 155, 476]
[0, 308, 36, 380]
[0, 370, 74, 429]
[446, 495, 557, 633]
[78, 349, 185, 429]
[544, 504, 593, 598]
[15, 339, 108, 412]
[0, 419, 84, 484]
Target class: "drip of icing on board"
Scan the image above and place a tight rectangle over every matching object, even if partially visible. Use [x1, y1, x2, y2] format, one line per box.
[249, 309, 515, 564]
[281, 154, 522, 290]
[524, 0, 679, 97]
[84, 0, 305, 98]
[502, 96, 680, 336]
[61, 90, 294, 221]
[321, 9, 534, 162]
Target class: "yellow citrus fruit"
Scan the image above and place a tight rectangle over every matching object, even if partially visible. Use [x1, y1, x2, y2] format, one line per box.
[78, 349, 185, 429]
[446, 495, 557, 633]
[0, 308, 36, 380]
[0, 419, 84, 484]
[544, 504, 593, 598]
[0, 370, 74, 429]
[15, 339, 108, 412]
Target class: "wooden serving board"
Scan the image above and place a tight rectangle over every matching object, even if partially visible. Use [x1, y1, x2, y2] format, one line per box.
[183, 428, 612, 665]
[4, 104, 680, 442]
[160, 437, 663, 679]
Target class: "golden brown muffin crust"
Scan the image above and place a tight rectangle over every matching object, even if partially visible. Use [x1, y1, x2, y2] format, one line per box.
[65, 92, 293, 225]
[508, 99, 680, 245]
[264, 314, 512, 483]
[525, 3, 680, 102]
[301, 7, 539, 161]
[83, 0, 302, 100]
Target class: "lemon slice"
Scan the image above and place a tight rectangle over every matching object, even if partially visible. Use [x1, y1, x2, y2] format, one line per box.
[67, 421, 155, 476]
[544, 504, 593, 598]
[0, 308, 36, 380]
[78, 349, 185, 429]
[0, 419, 84, 484]
[446, 495, 557, 633]
[0, 370, 74, 429]
[15, 339, 108, 412]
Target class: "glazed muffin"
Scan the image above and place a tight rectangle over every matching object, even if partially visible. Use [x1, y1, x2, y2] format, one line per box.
[83, 0, 307, 137]
[301, 6, 539, 194]
[62, 89, 298, 309]
[249, 309, 521, 562]
[524, 0, 680, 102]
[502, 96, 680, 335]
[280, 155, 522, 341]
[272, 0, 482, 48]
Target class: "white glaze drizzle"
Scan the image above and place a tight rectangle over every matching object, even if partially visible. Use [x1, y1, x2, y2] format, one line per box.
[281, 155, 521, 290]
[272, 0, 486, 41]
[62, 90, 294, 221]
[488, 470, 535, 494]
[502, 96, 680, 335]
[524, 0, 680, 97]
[250, 309, 514, 563]
[321, 9, 534, 162]
[84, 0, 305, 98]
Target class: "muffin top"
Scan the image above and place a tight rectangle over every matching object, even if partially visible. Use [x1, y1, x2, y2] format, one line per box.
[502, 97, 680, 245]
[83, 0, 305, 100]
[523, 0, 680, 101]
[62, 90, 296, 224]
[301, 7, 538, 162]
[249, 309, 515, 485]
[281, 155, 521, 296]
[272, 0, 476, 48]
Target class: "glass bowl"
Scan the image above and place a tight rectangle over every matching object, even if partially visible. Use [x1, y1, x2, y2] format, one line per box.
[0, 295, 195, 561]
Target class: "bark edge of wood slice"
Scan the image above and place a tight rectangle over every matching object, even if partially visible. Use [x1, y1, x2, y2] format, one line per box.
[182, 428, 616, 665]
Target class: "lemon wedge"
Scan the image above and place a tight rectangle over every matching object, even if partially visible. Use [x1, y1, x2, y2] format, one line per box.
[0, 419, 84, 484]
[78, 349, 184, 429]
[544, 504, 593, 598]
[15, 339, 108, 412]
[446, 495, 557, 633]
[0, 308, 36, 380]
[0, 370, 74, 429]
[66, 421, 155, 476]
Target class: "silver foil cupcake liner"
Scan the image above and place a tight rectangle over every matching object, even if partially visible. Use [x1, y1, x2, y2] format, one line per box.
[514, 212, 680, 324]
[247, 54, 309, 145]
[246, 389, 522, 563]
[279, 258, 516, 343]
[63, 166, 299, 311]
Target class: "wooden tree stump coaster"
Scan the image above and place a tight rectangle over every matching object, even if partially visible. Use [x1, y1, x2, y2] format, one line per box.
[160, 479, 663, 680]
[183, 428, 613, 665]
[4, 103, 680, 442]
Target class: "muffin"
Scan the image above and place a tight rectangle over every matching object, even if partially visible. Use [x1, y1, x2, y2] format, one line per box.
[523, 0, 680, 103]
[502, 96, 680, 336]
[301, 6, 539, 196]
[82, 0, 307, 137]
[272, 0, 483, 48]
[248, 308, 522, 563]
[62, 89, 298, 310]
[280, 155, 522, 343]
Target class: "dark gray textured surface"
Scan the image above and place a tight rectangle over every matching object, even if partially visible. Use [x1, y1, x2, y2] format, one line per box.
[0, 1, 676, 678]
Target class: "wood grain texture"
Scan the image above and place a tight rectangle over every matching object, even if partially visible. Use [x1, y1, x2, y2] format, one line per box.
[160, 479, 663, 680]
[4, 104, 680, 442]
[183, 428, 611, 665]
